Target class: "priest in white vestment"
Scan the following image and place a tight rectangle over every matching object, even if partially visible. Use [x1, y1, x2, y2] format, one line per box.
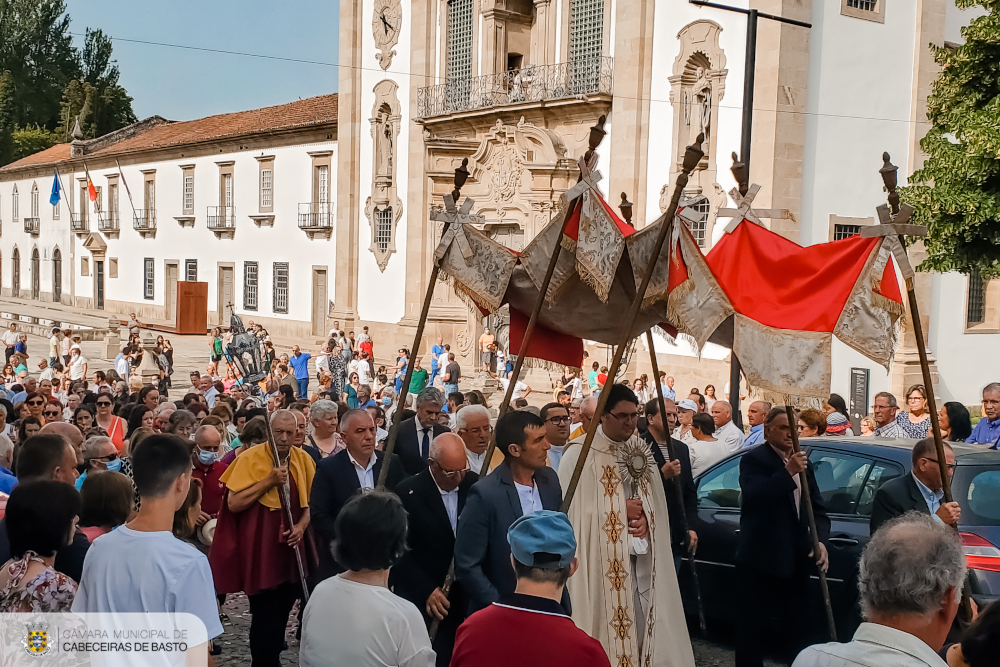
[559, 384, 695, 667]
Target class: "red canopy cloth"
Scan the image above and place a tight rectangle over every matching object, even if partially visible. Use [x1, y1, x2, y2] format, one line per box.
[706, 220, 904, 398]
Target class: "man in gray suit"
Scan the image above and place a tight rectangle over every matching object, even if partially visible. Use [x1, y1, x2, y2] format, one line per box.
[454, 410, 564, 613]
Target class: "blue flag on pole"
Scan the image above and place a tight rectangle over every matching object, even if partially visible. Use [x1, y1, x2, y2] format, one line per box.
[49, 171, 61, 206]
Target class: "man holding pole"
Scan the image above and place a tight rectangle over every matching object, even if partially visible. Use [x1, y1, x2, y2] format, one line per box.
[210, 410, 317, 667]
[558, 384, 695, 667]
[736, 407, 830, 667]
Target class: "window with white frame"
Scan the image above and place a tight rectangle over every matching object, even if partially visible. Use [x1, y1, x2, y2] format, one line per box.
[244, 262, 258, 311]
[183, 172, 194, 213]
[30, 184, 38, 218]
[12, 186, 18, 222]
[185, 259, 198, 283]
[273, 262, 289, 314]
[260, 168, 273, 209]
[144, 258, 154, 299]
[446, 0, 473, 108]
[109, 184, 119, 225]
[317, 166, 329, 207]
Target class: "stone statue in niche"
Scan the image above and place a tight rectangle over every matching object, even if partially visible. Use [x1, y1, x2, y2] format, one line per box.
[375, 103, 393, 179]
[686, 66, 712, 151]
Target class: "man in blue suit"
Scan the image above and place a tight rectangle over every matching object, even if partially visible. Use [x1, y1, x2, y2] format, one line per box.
[454, 410, 564, 613]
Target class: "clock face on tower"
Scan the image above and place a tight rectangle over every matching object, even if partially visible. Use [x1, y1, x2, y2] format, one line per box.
[372, 0, 401, 70]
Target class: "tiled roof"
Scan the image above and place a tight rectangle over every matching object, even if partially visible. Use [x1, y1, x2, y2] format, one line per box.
[2, 144, 71, 170]
[0, 93, 337, 173]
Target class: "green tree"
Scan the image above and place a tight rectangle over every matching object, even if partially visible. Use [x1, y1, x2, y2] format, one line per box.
[11, 124, 58, 161]
[903, 0, 1000, 278]
[57, 29, 135, 141]
[0, 70, 15, 165]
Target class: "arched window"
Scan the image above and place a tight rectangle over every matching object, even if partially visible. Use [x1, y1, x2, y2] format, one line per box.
[30, 183, 39, 218]
[11, 248, 20, 298]
[52, 248, 62, 302]
[11, 186, 18, 222]
[30, 248, 40, 300]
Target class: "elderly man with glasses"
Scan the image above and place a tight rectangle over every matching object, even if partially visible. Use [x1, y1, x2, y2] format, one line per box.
[391, 433, 478, 666]
[870, 438, 961, 534]
[456, 404, 493, 475]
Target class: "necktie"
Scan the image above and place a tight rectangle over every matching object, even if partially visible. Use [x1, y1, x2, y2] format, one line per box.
[421, 428, 430, 461]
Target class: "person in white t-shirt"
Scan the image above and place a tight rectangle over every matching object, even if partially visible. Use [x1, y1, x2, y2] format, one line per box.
[72, 433, 224, 653]
[498, 375, 532, 401]
[357, 354, 373, 386]
[68, 347, 88, 381]
[300, 491, 435, 667]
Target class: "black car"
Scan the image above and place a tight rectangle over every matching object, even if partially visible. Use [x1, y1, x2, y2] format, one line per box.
[679, 437, 1000, 639]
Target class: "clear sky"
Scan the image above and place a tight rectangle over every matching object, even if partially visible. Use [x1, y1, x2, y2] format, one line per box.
[64, 0, 340, 121]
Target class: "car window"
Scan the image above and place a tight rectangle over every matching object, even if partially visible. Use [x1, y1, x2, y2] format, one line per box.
[954, 467, 1000, 526]
[856, 461, 904, 517]
[697, 456, 742, 509]
[807, 449, 874, 515]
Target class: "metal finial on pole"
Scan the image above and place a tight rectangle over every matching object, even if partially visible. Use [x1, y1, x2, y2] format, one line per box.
[618, 193, 633, 226]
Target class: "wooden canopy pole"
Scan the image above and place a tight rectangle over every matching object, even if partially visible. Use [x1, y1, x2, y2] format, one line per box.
[377, 159, 473, 489]
[561, 133, 705, 513]
[869, 152, 972, 625]
[785, 405, 838, 640]
[644, 328, 706, 633]
[427, 117, 609, 641]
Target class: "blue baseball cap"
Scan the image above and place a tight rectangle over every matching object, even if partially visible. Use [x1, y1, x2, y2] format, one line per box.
[507, 510, 577, 570]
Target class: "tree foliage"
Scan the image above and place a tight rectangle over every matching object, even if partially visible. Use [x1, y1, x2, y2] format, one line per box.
[0, 3, 135, 165]
[12, 124, 58, 161]
[902, 0, 1000, 278]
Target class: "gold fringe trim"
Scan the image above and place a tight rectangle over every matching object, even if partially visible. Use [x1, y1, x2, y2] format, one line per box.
[517, 356, 567, 372]
[577, 262, 613, 303]
[560, 233, 578, 253]
[438, 269, 504, 316]
[662, 277, 696, 328]
[872, 291, 905, 318]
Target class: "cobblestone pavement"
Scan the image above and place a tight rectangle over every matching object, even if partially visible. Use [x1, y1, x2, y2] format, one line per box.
[215, 593, 301, 667]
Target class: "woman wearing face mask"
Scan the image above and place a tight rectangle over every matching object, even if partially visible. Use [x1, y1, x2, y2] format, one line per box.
[94, 395, 127, 453]
[0, 480, 81, 612]
[74, 436, 122, 490]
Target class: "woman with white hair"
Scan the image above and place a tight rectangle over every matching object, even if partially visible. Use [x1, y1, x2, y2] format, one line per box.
[303, 400, 346, 462]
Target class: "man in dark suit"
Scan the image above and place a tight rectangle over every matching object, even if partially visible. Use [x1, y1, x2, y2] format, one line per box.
[641, 398, 698, 569]
[309, 409, 405, 583]
[870, 438, 961, 534]
[454, 410, 565, 614]
[395, 386, 450, 475]
[736, 407, 830, 667]
[391, 433, 478, 667]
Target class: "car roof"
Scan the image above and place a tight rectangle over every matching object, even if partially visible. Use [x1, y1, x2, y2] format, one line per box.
[801, 436, 999, 464]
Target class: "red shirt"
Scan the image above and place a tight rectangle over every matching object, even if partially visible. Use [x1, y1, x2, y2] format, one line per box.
[451, 593, 610, 667]
[192, 460, 229, 518]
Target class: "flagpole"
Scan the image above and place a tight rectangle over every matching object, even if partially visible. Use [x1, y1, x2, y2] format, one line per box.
[115, 159, 138, 219]
[54, 169, 73, 221]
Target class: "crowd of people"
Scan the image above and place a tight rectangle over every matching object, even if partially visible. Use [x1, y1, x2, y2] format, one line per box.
[0, 314, 995, 667]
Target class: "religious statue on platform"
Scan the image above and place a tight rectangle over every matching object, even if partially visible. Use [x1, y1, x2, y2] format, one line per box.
[375, 103, 394, 179]
[687, 66, 712, 152]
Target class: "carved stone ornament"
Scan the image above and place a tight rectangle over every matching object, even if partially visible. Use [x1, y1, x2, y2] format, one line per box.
[372, 0, 402, 70]
[365, 80, 403, 272]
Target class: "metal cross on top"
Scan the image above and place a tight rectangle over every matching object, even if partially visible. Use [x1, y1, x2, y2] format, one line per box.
[859, 152, 927, 288]
[432, 157, 486, 266]
[561, 115, 607, 205]
[717, 152, 791, 233]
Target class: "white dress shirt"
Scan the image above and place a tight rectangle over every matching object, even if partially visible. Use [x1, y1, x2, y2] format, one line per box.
[433, 479, 459, 534]
[466, 448, 487, 475]
[514, 481, 543, 516]
[349, 451, 377, 490]
[792, 622, 948, 667]
[716, 419, 745, 453]
[415, 420, 434, 460]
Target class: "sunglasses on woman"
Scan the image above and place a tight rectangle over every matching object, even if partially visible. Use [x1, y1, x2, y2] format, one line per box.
[27, 400, 44, 406]
[96, 401, 113, 407]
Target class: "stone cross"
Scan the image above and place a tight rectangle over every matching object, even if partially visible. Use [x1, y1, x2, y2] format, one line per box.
[717, 183, 790, 233]
[432, 191, 486, 265]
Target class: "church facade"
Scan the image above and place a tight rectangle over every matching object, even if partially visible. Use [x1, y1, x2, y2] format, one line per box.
[0, 0, 995, 406]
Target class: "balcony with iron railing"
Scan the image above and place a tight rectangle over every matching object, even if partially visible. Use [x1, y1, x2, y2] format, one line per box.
[208, 206, 237, 239]
[23, 217, 39, 236]
[98, 211, 120, 238]
[133, 209, 156, 238]
[70, 212, 89, 235]
[298, 202, 333, 239]
[417, 56, 613, 120]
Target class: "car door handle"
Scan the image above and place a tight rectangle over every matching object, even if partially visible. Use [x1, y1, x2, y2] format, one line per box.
[828, 537, 859, 546]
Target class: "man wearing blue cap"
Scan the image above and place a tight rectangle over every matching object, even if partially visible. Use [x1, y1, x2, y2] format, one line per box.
[451, 511, 610, 667]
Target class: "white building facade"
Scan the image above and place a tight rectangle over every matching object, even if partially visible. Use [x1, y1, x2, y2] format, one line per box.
[0, 96, 339, 340]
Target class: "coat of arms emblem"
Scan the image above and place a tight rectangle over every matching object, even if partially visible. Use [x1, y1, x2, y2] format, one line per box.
[23, 622, 51, 657]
